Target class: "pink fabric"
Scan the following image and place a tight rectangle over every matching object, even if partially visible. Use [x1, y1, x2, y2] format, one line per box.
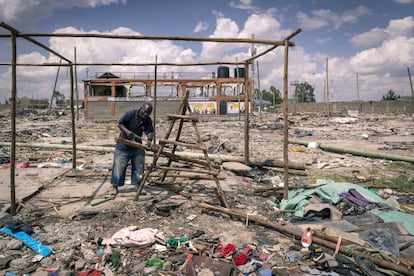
[101, 226, 166, 247]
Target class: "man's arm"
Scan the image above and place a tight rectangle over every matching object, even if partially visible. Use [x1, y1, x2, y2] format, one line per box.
[118, 124, 136, 140]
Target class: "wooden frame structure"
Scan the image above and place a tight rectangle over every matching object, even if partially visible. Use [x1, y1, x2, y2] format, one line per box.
[0, 20, 301, 214]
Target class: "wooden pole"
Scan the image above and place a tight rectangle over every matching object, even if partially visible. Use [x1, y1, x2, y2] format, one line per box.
[408, 67, 414, 97]
[48, 59, 62, 113]
[289, 140, 414, 164]
[325, 57, 330, 118]
[10, 31, 17, 216]
[70, 64, 76, 169]
[282, 39, 289, 200]
[153, 55, 158, 148]
[74, 47, 79, 121]
[244, 62, 250, 165]
[236, 57, 241, 121]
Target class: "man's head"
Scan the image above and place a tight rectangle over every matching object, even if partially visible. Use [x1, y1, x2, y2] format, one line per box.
[138, 102, 153, 119]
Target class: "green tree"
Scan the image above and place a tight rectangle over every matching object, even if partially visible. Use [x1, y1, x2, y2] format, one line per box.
[294, 82, 315, 103]
[261, 86, 282, 105]
[54, 91, 66, 106]
[381, 90, 400, 101]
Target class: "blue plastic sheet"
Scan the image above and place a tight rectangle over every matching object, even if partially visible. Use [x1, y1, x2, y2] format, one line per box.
[1, 227, 53, 256]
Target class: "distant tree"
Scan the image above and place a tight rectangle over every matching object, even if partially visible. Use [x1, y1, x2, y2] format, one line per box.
[270, 86, 282, 105]
[294, 82, 315, 103]
[255, 85, 283, 106]
[54, 91, 66, 106]
[261, 86, 282, 105]
[381, 90, 400, 101]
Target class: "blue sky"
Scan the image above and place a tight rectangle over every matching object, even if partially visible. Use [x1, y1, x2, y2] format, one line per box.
[0, 0, 413, 102]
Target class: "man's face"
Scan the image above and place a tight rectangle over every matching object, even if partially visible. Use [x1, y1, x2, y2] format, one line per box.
[138, 108, 151, 119]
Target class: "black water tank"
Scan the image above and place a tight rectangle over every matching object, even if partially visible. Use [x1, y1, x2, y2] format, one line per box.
[217, 66, 230, 78]
[234, 68, 245, 78]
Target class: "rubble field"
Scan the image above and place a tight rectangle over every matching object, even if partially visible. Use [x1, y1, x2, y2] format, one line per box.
[0, 110, 413, 276]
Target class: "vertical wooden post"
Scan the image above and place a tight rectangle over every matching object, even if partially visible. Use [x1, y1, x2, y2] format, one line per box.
[325, 57, 330, 118]
[70, 64, 77, 170]
[74, 47, 79, 121]
[244, 62, 250, 165]
[408, 67, 414, 97]
[153, 55, 158, 147]
[283, 39, 289, 200]
[10, 31, 17, 215]
[111, 80, 116, 116]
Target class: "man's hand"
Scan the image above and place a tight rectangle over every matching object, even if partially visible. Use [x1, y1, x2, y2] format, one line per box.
[127, 131, 142, 142]
[126, 131, 135, 140]
[146, 132, 154, 148]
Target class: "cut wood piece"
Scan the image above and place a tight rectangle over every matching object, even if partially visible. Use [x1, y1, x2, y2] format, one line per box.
[156, 165, 219, 176]
[166, 114, 199, 122]
[159, 139, 207, 151]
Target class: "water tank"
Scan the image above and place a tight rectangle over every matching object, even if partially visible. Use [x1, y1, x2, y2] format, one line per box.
[217, 66, 230, 78]
[234, 68, 245, 78]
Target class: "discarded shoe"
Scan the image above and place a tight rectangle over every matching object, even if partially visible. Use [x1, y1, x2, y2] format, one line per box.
[310, 246, 324, 262]
[301, 227, 313, 248]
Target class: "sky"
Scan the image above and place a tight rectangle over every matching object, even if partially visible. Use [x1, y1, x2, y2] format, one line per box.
[0, 0, 413, 103]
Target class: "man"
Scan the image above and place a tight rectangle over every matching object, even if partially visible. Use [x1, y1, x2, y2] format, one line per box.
[109, 102, 154, 196]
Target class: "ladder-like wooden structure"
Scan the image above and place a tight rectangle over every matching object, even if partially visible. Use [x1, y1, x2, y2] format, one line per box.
[134, 91, 230, 208]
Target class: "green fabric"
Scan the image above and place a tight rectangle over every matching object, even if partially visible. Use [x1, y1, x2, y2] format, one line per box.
[370, 209, 414, 235]
[280, 179, 394, 217]
[280, 179, 414, 234]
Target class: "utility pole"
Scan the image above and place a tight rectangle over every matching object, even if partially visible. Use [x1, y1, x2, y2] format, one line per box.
[236, 57, 241, 121]
[356, 73, 360, 101]
[257, 60, 261, 118]
[312, 73, 316, 99]
[408, 67, 414, 97]
[325, 57, 330, 117]
[251, 34, 256, 112]
[49, 59, 62, 114]
[74, 47, 79, 120]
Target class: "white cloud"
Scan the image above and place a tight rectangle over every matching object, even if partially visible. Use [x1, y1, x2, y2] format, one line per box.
[194, 21, 209, 33]
[200, 17, 240, 61]
[351, 16, 414, 47]
[1, 3, 412, 103]
[297, 6, 371, 31]
[350, 36, 414, 75]
[0, 26, 198, 100]
[229, 0, 258, 12]
[0, 0, 126, 31]
[394, 0, 414, 3]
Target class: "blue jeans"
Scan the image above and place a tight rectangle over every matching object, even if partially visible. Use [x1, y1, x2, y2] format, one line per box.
[111, 147, 145, 187]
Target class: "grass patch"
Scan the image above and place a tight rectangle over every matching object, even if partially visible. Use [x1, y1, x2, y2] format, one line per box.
[305, 172, 413, 194]
[372, 175, 414, 194]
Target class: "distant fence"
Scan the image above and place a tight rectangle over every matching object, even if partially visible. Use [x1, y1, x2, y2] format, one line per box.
[1, 99, 413, 119]
[270, 99, 414, 115]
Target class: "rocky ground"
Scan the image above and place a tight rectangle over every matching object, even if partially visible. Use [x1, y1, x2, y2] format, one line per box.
[0, 109, 413, 275]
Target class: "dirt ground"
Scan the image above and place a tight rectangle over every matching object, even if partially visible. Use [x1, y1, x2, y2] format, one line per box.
[0, 109, 413, 275]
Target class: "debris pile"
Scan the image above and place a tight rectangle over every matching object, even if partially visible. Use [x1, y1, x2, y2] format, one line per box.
[0, 110, 413, 275]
